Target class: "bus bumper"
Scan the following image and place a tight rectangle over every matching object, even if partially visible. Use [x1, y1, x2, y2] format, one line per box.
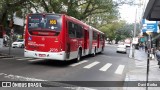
[24, 50, 66, 60]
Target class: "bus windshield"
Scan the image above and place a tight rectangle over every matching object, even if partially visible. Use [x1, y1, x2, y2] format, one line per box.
[28, 14, 62, 31]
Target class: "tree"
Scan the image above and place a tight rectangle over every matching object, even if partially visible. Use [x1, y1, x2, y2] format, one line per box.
[0, 0, 29, 27]
[99, 21, 122, 42]
[99, 20, 138, 43]
[27, 0, 116, 21]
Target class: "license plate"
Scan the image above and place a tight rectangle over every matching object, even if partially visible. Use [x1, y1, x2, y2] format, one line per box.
[39, 54, 46, 57]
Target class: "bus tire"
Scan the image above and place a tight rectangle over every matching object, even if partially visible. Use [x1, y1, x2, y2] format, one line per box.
[92, 47, 96, 57]
[100, 47, 104, 53]
[76, 49, 82, 62]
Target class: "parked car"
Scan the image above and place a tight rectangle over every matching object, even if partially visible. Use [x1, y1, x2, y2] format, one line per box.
[117, 44, 127, 53]
[124, 43, 130, 47]
[12, 39, 24, 48]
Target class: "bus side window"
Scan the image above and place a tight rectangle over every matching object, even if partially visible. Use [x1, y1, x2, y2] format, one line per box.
[100, 34, 103, 41]
[76, 25, 83, 38]
[93, 31, 97, 40]
[68, 22, 76, 38]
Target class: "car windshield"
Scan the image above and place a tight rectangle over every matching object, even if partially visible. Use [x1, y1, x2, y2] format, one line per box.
[17, 40, 23, 42]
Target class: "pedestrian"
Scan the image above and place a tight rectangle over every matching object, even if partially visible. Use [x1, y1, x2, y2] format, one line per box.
[3, 34, 7, 46]
[139, 43, 143, 50]
[142, 43, 145, 50]
[145, 45, 148, 52]
[155, 47, 160, 68]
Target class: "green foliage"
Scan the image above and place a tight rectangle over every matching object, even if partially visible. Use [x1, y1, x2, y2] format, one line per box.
[0, 0, 28, 26]
[99, 20, 138, 42]
[0, 0, 136, 41]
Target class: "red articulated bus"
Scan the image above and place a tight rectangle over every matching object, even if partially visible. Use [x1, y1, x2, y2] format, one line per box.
[24, 13, 105, 61]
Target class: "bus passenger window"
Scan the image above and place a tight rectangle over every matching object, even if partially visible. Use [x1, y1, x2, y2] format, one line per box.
[76, 25, 83, 38]
[68, 22, 76, 38]
[100, 35, 103, 41]
[93, 31, 97, 40]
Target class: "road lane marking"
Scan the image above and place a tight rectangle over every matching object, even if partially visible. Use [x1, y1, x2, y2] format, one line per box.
[99, 63, 112, 71]
[70, 60, 88, 67]
[115, 65, 125, 75]
[83, 61, 100, 69]
[17, 58, 33, 60]
[28, 59, 45, 62]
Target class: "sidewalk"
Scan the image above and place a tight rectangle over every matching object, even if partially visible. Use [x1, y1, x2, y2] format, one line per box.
[124, 50, 160, 90]
[0, 53, 14, 58]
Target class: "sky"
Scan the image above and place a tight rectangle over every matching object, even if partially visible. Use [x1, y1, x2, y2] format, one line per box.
[118, 0, 149, 24]
[119, 5, 138, 24]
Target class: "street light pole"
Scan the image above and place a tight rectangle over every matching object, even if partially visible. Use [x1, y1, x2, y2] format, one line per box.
[129, 9, 137, 58]
[132, 9, 137, 57]
[146, 31, 151, 90]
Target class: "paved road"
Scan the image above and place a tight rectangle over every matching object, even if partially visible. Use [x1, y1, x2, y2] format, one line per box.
[0, 45, 135, 90]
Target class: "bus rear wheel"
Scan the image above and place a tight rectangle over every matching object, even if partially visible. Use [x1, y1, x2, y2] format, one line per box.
[100, 47, 104, 53]
[92, 47, 96, 57]
[76, 50, 82, 62]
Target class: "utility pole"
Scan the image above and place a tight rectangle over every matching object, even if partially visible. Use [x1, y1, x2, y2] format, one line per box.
[133, 9, 137, 57]
[146, 32, 151, 90]
[129, 9, 137, 58]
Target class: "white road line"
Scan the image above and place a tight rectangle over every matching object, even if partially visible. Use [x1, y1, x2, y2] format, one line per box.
[17, 58, 33, 60]
[28, 59, 45, 62]
[115, 65, 125, 75]
[70, 60, 88, 67]
[99, 63, 112, 71]
[83, 61, 100, 69]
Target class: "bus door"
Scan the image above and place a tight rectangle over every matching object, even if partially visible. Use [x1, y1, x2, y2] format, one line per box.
[66, 38, 78, 59]
[84, 29, 88, 54]
[97, 33, 100, 48]
[66, 42, 70, 59]
[66, 21, 78, 59]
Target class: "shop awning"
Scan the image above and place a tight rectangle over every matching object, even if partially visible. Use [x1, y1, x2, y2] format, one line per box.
[143, 0, 160, 20]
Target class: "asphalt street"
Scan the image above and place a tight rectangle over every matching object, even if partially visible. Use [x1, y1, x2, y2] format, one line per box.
[0, 45, 135, 90]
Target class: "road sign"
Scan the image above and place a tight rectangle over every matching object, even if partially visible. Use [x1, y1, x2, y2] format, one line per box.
[142, 19, 159, 33]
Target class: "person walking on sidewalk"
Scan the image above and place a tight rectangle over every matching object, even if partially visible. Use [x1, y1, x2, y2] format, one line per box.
[155, 48, 160, 68]
[145, 45, 148, 52]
